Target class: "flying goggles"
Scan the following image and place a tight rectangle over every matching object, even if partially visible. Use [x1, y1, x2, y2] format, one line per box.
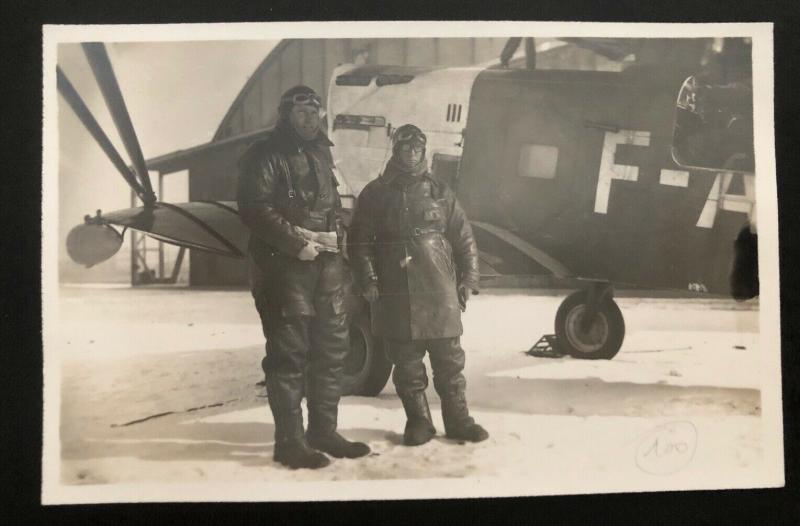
[392, 127, 427, 149]
[282, 92, 322, 107]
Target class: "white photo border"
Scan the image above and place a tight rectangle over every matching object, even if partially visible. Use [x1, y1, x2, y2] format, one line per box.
[41, 21, 782, 504]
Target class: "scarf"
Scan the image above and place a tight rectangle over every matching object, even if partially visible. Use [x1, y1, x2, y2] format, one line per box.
[382, 154, 428, 186]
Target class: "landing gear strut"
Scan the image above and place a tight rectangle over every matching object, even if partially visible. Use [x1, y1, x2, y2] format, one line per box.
[554, 283, 625, 360]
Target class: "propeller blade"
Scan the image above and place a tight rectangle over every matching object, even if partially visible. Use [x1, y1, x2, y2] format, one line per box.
[56, 66, 148, 199]
[81, 42, 156, 206]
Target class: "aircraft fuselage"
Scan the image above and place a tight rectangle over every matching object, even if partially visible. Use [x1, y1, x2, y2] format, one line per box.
[328, 64, 754, 294]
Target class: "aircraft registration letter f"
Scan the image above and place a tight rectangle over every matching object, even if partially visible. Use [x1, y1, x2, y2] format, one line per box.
[594, 130, 651, 214]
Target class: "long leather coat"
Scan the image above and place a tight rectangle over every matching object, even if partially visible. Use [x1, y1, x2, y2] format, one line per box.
[350, 158, 480, 341]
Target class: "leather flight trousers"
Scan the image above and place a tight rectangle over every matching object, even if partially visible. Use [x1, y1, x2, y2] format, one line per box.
[385, 337, 477, 435]
[253, 255, 351, 449]
[261, 314, 349, 439]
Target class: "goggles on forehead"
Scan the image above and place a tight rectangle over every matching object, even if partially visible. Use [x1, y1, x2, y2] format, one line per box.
[282, 92, 322, 107]
[393, 129, 427, 146]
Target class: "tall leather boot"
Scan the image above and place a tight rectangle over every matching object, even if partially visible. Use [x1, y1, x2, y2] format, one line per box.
[306, 387, 371, 459]
[429, 338, 489, 443]
[400, 392, 437, 446]
[267, 374, 330, 469]
[441, 390, 489, 443]
[306, 312, 370, 459]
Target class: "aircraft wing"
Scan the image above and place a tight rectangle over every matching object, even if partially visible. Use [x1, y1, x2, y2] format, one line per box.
[68, 201, 249, 267]
[109, 200, 248, 257]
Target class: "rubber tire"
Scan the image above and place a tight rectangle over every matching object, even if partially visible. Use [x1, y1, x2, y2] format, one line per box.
[341, 305, 393, 396]
[555, 290, 625, 360]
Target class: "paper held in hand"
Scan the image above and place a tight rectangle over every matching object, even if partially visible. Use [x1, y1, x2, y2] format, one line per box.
[296, 226, 339, 253]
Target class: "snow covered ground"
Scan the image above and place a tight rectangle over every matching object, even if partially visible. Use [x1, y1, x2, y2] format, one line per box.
[49, 285, 770, 500]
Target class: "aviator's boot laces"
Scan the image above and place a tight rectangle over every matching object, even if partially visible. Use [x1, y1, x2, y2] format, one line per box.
[400, 392, 437, 446]
[307, 432, 371, 459]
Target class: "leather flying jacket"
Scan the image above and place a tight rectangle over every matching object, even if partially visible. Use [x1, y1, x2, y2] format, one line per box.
[237, 120, 343, 259]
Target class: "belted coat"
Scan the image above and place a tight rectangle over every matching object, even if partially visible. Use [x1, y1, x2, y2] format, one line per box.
[350, 158, 480, 341]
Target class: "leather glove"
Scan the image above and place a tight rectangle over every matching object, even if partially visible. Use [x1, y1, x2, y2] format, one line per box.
[458, 284, 472, 312]
[363, 282, 379, 303]
[297, 241, 321, 261]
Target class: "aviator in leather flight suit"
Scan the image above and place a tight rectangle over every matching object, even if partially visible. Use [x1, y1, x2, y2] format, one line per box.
[350, 126, 488, 445]
[238, 106, 368, 468]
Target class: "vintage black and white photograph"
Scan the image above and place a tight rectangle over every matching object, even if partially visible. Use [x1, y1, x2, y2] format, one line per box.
[41, 22, 783, 503]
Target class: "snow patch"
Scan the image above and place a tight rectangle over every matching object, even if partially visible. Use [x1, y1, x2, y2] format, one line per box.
[65, 403, 763, 488]
[490, 331, 761, 389]
[58, 322, 264, 359]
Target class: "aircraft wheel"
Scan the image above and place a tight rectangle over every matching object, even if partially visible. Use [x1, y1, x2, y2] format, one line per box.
[341, 305, 392, 396]
[555, 290, 625, 360]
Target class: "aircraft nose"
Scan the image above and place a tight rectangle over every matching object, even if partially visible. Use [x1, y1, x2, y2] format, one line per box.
[66, 223, 123, 268]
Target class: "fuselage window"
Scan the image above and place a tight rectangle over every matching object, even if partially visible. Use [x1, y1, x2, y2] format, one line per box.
[517, 144, 559, 179]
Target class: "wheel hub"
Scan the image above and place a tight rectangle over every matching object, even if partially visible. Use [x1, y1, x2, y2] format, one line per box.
[564, 305, 609, 353]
